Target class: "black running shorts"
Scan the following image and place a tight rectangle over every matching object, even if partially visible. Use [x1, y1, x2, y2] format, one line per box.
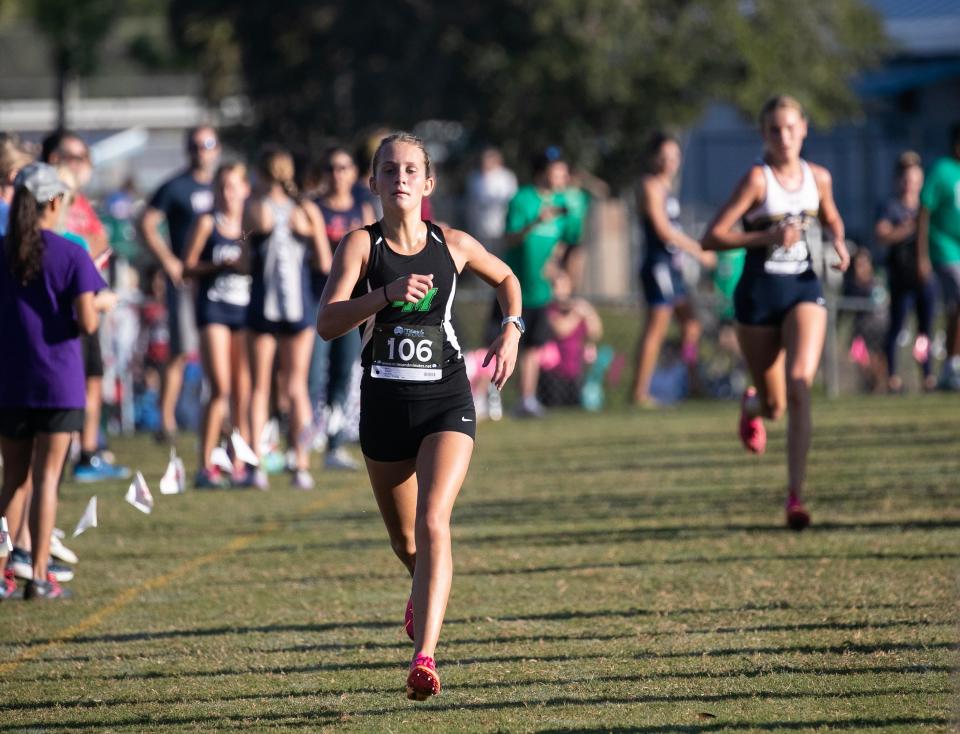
[0, 408, 85, 439]
[359, 390, 476, 462]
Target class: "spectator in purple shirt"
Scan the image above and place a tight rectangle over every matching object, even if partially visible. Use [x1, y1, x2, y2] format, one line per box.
[0, 163, 113, 600]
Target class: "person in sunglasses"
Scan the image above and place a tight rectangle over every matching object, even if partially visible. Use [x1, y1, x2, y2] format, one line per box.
[140, 126, 220, 443]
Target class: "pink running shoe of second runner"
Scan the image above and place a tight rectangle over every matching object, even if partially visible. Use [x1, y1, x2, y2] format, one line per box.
[786, 494, 811, 531]
[406, 654, 441, 700]
[738, 387, 767, 454]
[404, 596, 414, 640]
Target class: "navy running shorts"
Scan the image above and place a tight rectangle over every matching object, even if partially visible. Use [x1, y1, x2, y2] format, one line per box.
[640, 261, 687, 307]
[196, 296, 248, 331]
[734, 269, 825, 327]
[359, 390, 476, 462]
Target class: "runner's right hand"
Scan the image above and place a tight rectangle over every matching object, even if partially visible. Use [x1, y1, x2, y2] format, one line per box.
[385, 273, 434, 304]
[773, 220, 802, 249]
[164, 256, 184, 287]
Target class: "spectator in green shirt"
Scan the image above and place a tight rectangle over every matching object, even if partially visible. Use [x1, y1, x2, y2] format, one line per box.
[502, 147, 583, 416]
[917, 123, 960, 388]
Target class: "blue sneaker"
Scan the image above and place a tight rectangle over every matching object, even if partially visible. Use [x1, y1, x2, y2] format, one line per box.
[73, 454, 131, 483]
[8, 547, 74, 582]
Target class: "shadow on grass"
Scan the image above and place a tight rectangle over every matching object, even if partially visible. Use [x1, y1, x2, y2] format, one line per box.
[5, 664, 951, 715]
[228, 517, 960, 558]
[0, 707, 339, 732]
[534, 715, 949, 733]
[16, 640, 956, 685]
[19, 601, 943, 651]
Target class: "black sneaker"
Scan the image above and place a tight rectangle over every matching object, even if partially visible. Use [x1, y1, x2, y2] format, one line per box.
[8, 547, 74, 582]
[24, 572, 72, 600]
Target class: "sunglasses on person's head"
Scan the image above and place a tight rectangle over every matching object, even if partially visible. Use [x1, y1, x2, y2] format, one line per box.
[190, 137, 219, 151]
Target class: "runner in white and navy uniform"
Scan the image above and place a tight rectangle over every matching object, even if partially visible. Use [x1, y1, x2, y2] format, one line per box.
[703, 96, 850, 531]
[246, 146, 332, 490]
[631, 132, 716, 406]
[317, 132, 522, 701]
[182, 162, 253, 488]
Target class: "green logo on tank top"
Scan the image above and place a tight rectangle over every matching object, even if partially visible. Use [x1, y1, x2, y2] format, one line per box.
[391, 287, 439, 313]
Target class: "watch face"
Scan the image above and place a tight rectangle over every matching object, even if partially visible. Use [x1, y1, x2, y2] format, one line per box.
[516, 317, 526, 334]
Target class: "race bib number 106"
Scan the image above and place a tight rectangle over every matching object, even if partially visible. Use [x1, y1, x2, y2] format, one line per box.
[371, 324, 443, 382]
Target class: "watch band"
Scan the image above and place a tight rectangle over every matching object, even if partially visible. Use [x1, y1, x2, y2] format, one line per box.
[501, 315, 524, 335]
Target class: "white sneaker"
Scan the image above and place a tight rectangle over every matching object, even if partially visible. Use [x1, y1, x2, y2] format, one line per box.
[324, 447, 360, 471]
[50, 529, 79, 565]
[291, 469, 315, 490]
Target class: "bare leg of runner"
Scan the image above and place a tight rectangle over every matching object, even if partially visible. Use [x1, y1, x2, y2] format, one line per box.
[367, 457, 419, 575]
[231, 330, 252, 452]
[631, 305, 672, 405]
[409, 432, 474, 659]
[278, 328, 315, 473]
[782, 303, 827, 497]
[249, 332, 278, 466]
[736, 324, 786, 421]
[199, 324, 232, 471]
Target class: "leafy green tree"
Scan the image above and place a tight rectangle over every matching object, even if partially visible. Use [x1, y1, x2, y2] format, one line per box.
[170, 0, 887, 182]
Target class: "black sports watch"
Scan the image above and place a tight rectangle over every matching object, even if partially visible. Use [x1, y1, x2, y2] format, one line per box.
[501, 315, 525, 335]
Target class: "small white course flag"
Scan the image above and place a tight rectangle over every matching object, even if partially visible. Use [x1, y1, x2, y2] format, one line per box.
[160, 448, 186, 495]
[210, 446, 233, 473]
[125, 472, 154, 514]
[0, 516, 13, 551]
[259, 418, 279, 456]
[72, 496, 98, 537]
[231, 430, 260, 466]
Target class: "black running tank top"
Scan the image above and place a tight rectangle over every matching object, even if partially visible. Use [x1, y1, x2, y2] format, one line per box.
[359, 221, 466, 399]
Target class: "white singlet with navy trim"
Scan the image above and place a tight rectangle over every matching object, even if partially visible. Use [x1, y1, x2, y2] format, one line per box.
[743, 160, 820, 276]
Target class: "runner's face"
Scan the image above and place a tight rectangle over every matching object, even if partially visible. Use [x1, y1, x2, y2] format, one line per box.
[658, 140, 682, 179]
[329, 151, 357, 193]
[220, 169, 249, 213]
[372, 142, 433, 213]
[762, 107, 807, 164]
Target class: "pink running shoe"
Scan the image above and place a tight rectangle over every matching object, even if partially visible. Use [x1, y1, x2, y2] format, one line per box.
[404, 596, 414, 641]
[786, 494, 810, 531]
[738, 388, 766, 454]
[406, 654, 441, 701]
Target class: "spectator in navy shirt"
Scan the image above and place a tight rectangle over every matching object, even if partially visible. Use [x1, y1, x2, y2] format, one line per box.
[139, 126, 219, 441]
[875, 151, 936, 392]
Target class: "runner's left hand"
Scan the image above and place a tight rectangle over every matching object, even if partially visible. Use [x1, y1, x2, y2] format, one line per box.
[483, 329, 519, 391]
[831, 238, 850, 272]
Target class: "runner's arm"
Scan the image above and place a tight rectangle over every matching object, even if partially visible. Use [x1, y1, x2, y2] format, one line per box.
[446, 227, 522, 389]
[702, 167, 780, 251]
[181, 215, 219, 278]
[812, 164, 849, 272]
[316, 229, 433, 341]
[641, 177, 714, 266]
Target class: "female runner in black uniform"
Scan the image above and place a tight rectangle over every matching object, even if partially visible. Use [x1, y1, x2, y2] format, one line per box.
[316, 132, 522, 700]
[703, 96, 849, 530]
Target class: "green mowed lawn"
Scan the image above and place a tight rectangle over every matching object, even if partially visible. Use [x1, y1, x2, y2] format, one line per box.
[2, 394, 957, 732]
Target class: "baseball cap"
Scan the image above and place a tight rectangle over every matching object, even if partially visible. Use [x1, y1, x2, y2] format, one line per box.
[14, 162, 69, 202]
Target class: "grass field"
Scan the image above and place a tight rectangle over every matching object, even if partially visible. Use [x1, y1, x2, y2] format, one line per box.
[2, 394, 958, 732]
